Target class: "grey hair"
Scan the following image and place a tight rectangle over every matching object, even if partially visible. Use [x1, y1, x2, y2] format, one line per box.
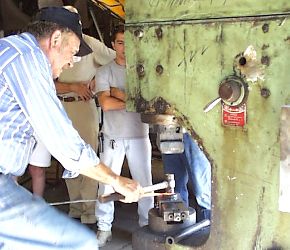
[23, 21, 72, 40]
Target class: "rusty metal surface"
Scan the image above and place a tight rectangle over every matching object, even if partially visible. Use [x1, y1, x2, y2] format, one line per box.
[141, 114, 178, 125]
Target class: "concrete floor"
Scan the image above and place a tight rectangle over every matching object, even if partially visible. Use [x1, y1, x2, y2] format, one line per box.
[44, 179, 138, 250]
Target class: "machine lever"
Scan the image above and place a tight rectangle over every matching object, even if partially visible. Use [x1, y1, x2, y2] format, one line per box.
[203, 97, 221, 113]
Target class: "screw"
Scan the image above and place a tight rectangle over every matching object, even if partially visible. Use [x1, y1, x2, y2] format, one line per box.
[262, 23, 269, 33]
[156, 65, 163, 75]
[155, 27, 163, 39]
[134, 29, 144, 38]
[136, 64, 145, 77]
[261, 56, 270, 66]
[261, 88, 271, 98]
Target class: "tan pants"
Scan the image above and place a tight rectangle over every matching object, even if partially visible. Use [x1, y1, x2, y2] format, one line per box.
[62, 99, 99, 224]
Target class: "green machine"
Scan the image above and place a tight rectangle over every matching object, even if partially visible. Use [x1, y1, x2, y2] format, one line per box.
[124, 1, 290, 249]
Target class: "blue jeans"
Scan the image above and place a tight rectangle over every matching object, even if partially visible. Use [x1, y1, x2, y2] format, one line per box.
[0, 174, 98, 250]
[162, 133, 211, 212]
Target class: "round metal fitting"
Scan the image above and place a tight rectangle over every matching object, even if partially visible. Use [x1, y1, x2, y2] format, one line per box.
[261, 87, 271, 98]
[156, 64, 164, 75]
[262, 23, 269, 33]
[155, 27, 163, 39]
[261, 56, 270, 66]
[136, 64, 145, 77]
[218, 76, 248, 106]
[134, 29, 144, 38]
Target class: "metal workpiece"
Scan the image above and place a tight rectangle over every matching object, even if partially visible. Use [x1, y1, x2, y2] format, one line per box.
[148, 206, 196, 234]
[156, 193, 189, 222]
[126, 0, 290, 249]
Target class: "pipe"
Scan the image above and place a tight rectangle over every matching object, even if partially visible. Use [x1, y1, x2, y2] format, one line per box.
[165, 219, 210, 245]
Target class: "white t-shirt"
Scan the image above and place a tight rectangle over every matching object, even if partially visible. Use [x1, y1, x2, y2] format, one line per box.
[95, 60, 149, 139]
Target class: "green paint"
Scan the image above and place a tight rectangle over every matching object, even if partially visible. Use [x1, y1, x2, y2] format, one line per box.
[125, 2, 290, 249]
[125, 0, 290, 23]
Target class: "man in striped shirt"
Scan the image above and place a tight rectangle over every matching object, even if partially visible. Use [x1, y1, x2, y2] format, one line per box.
[0, 7, 142, 250]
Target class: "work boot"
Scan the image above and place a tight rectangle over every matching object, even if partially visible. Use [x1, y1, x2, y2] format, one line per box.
[96, 230, 112, 247]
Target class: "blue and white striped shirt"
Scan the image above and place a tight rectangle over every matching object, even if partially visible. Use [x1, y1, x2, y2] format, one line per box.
[0, 33, 100, 176]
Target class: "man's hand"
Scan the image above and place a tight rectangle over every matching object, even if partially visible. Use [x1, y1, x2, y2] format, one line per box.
[111, 176, 144, 203]
[97, 90, 125, 111]
[88, 79, 96, 95]
[110, 87, 126, 101]
[55, 79, 95, 101]
[71, 83, 93, 101]
[80, 163, 143, 203]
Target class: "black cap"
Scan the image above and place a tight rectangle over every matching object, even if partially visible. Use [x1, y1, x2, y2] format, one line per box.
[36, 7, 92, 57]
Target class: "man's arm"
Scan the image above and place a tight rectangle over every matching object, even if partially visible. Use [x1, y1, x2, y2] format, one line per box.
[80, 163, 143, 203]
[110, 87, 126, 102]
[97, 90, 125, 111]
[55, 79, 94, 101]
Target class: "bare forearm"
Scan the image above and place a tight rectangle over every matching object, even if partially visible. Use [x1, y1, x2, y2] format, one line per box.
[80, 163, 118, 187]
[98, 95, 125, 111]
[55, 81, 76, 94]
[55, 80, 94, 101]
[110, 87, 126, 101]
[80, 163, 143, 203]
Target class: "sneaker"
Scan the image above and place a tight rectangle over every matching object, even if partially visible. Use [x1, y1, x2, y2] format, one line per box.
[96, 230, 112, 247]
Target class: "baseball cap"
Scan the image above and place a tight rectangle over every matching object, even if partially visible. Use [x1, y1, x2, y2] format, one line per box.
[36, 7, 92, 57]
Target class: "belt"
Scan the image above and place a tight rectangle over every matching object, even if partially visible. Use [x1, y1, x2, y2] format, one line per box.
[57, 96, 82, 102]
